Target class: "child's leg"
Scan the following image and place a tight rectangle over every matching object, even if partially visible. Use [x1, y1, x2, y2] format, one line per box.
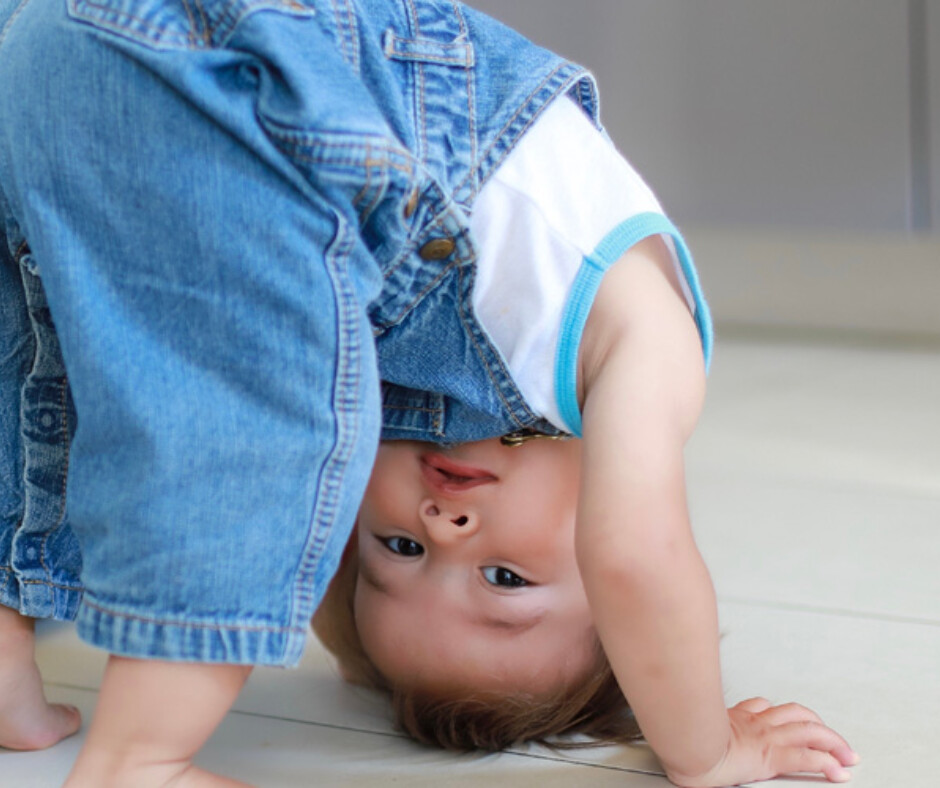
[64, 657, 251, 788]
[0, 605, 80, 750]
[2, 0, 385, 781]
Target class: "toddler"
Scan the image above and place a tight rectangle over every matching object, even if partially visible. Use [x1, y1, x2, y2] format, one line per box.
[312, 91, 858, 785]
[0, 0, 855, 785]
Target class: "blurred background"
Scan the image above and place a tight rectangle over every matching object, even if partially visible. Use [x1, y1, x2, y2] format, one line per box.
[469, 0, 940, 343]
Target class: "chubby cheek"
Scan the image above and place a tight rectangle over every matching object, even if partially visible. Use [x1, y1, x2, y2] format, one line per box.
[353, 583, 395, 660]
[509, 491, 579, 553]
[354, 583, 427, 679]
[362, 452, 417, 523]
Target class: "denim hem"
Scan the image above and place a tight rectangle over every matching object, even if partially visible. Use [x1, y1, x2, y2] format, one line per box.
[76, 598, 309, 666]
[1, 566, 83, 620]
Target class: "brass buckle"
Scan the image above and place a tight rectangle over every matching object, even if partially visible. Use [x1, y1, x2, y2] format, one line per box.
[499, 429, 571, 448]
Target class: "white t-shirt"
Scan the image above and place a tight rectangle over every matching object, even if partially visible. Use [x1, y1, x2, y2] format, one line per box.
[470, 95, 711, 435]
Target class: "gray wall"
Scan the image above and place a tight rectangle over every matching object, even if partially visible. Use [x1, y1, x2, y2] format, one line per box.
[467, 0, 937, 235]
[930, 0, 940, 229]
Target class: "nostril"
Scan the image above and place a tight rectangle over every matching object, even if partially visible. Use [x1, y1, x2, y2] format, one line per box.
[451, 516, 469, 527]
[426, 504, 440, 516]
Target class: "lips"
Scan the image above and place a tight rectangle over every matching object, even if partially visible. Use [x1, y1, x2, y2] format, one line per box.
[420, 452, 497, 493]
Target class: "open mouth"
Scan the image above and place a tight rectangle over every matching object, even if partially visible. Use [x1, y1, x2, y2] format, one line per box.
[419, 453, 497, 492]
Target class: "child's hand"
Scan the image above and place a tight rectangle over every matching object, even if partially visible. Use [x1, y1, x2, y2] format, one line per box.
[664, 697, 859, 788]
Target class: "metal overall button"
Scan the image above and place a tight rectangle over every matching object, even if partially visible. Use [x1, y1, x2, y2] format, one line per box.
[418, 237, 456, 260]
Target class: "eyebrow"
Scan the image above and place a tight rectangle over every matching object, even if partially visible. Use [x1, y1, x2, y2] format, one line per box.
[358, 563, 547, 635]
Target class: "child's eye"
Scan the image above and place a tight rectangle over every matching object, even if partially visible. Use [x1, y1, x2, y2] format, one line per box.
[380, 536, 424, 557]
[482, 566, 528, 588]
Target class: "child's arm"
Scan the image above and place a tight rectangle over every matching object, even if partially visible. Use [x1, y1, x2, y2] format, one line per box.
[576, 237, 857, 787]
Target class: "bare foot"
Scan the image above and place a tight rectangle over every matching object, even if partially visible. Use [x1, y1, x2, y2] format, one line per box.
[65, 762, 253, 788]
[167, 765, 254, 788]
[0, 606, 82, 750]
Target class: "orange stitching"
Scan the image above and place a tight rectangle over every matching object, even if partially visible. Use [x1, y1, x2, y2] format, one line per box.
[21, 578, 83, 592]
[327, 0, 349, 65]
[358, 158, 387, 220]
[0, 0, 33, 49]
[455, 63, 568, 201]
[282, 147, 414, 174]
[404, 0, 427, 162]
[192, 0, 211, 45]
[265, 133, 416, 168]
[406, 0, 421, 34]
[81, 597, 305, 633]
[453, 0, 476, 189]
[0, 567, 83, 593]
[289, 217, 358, 624]
[351, 142, 373, 208]
[178, 0, 199, 47]
[73, 0, 314, 49]
[342, 0, 358, 73]
[73, 0, 193, 45]
[373, 261, 456, 327]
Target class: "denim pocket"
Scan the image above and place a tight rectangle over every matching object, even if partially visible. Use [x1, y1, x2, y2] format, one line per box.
[67, 0, 316, 50]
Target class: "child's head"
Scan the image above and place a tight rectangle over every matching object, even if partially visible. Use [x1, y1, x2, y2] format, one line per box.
[313, 437, 640, 749]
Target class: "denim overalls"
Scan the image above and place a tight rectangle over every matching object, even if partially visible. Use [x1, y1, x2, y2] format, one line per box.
[0, 0, 705, 667]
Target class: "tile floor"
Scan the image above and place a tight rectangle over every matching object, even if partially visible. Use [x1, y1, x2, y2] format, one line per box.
[5, 335, 939, 787]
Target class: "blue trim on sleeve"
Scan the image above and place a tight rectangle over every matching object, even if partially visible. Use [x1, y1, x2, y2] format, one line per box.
[554, 212, 714, 437]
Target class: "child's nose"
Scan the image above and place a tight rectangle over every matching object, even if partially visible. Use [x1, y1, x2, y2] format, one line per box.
[418, 498, 479, 544]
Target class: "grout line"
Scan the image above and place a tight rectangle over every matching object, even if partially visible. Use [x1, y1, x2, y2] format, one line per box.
[41, 681, 661, 775]
[719, 596, 940, 629]
[501, 747, 664, 776]
[223, 712, 663, 776]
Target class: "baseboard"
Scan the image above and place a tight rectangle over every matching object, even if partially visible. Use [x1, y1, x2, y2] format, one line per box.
[684, 226, 940, 338]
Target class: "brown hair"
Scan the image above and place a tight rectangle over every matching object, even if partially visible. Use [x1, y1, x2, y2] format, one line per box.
[312, 534, 642, 751]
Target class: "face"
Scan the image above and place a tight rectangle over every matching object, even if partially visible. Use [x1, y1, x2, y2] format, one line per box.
[354, 437, 596, 698]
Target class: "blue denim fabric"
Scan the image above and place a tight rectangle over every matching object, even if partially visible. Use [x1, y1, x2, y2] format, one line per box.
[0, 0, 597, 664]
[0, 225, 83, 621]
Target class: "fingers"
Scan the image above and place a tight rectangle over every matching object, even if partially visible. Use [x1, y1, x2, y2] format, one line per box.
[775, 720, 856, 760]
[745, 701, 859, 768]
[757, 701, 824, 726]
[734, 696, 772, 713]
[771, 746, 854, 783]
